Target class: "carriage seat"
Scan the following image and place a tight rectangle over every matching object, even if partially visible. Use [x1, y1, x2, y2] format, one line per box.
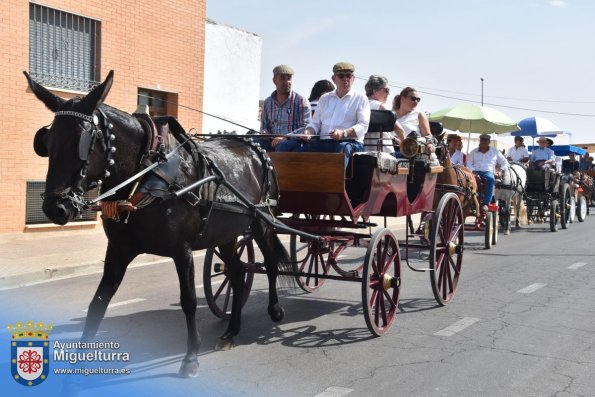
[364, 110, 397, 152]
[526, 169, 560, 193]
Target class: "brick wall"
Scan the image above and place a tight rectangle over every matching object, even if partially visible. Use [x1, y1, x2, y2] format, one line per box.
[0, 0, 205, 232]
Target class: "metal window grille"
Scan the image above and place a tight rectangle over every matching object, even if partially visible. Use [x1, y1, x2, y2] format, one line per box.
[29, 3, 101, 92]
[26, 181, 98, 225]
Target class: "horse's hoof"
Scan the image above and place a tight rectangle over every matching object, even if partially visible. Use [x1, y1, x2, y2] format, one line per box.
[504, 230, 510, 235]
[215, 338, 235, 351]
[178, 357, 199, 378]
[268, 304, 285, 323]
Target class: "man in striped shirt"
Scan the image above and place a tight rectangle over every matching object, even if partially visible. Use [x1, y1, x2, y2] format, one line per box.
[259, 64, 311, 152]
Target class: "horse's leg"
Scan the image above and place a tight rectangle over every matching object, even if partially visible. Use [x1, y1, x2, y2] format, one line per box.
[173, 246, 201, 377]
[251, 220, 286, 323]
[82, 242, 136, 342]
[216, 240, 244, 351]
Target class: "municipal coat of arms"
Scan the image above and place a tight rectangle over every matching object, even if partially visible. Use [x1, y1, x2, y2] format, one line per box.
[8, 320, 52, 387]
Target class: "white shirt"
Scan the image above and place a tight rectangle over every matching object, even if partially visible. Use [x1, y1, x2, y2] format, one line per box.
[307, 89, 370, 143]
[397, 110, 422, 137]
[450, 150, 464, 166]
[467, 146, 509, 173]
[507, 145, 530, 162]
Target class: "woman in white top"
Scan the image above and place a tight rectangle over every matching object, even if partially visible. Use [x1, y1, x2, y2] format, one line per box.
[392, 86, 431, 142]
[364, 75, 398, 153]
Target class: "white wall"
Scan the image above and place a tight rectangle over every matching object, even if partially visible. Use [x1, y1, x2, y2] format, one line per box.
[203, 19, 262, 134]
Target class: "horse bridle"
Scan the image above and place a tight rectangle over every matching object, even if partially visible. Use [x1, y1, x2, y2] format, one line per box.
[41, 109, 116, 215]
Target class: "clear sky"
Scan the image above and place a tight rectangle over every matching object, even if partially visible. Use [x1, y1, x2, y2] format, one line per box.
[207, 0, 594, 144]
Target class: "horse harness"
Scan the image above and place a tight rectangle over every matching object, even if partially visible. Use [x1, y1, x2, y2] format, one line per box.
[436, 165, 479, 206]
[39, 109, 117, 215]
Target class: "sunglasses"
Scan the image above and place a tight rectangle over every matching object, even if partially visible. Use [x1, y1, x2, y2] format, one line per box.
[336, 73, 353, 79]
[408, 96, 421, 102]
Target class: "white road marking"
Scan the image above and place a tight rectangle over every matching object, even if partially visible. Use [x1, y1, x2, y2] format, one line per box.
[434, 317, 480, 337]
[567, 262, 587, 270]
[82, 298, 146, 312]
[517, 283, 547, 294]
[314, 386, 353, 397]
[196, 279, 224, 290]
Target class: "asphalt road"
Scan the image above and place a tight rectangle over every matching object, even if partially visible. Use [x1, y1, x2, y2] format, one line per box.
[1, 219, 594, 397]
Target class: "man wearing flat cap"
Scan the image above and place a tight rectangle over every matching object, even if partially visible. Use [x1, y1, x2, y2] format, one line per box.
[467, 133, 509, 213]
[446, 134, 464, 166]
[259, 64, 311, 152]
[507, 136, 530, 163]
[530, 136, 556, 170]
[300, 62, 370, 168]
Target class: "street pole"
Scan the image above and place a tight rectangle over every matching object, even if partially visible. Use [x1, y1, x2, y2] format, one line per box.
[481, 77, 484, 106]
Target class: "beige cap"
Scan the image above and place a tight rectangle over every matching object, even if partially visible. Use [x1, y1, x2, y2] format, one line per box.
[332, 62, 355, 73]
[272, 65, 294, 75]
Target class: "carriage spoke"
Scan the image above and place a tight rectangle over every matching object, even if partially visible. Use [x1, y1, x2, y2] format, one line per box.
[213, 277, 229, 301]
[379, 292, 387, 326]
[448, 255, 460, 276]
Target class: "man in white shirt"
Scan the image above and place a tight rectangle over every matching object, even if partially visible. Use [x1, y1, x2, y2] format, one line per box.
[301, 62, 370, 168]
[446, 134, 464, 165]
[467, 134, 509, 212]
[507, 136, 530, 163]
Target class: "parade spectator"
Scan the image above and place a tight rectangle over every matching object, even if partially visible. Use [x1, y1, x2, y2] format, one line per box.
[300, 62, 370, 168]
[260, 64, 311, 152]
[447, 134, 465, 165]
[308, 80, 334, 116]
[364, 75, 398, 153]
[507, 136, 530, 163]
[530, 136, 556, 170]
[467, 134, 509, 213]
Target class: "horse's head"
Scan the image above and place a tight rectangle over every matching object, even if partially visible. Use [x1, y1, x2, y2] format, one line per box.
[25, 70, 114, 225]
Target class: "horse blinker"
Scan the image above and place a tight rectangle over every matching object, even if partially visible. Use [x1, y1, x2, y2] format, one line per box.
[33, 127, 49, 157]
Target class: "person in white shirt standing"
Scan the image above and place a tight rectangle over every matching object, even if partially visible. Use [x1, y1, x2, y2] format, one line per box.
[506, 136, 530, 163]
[301, 62, 370, 168]
[467, 134, 509, 212]
[446, 134, 465, 166]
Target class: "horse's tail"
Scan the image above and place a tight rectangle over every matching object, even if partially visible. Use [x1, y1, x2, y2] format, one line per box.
[250, 216, 295, 289]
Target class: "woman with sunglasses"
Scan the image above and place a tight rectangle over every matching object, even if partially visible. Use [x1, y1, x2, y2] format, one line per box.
[392, 86, 431, 142]
[364, 75, 403, 153]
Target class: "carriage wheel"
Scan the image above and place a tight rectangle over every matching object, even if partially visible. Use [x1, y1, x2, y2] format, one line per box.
[290, 236, 332, 293]
[569, 196, 576, 224]
[429, 193, 464, 306]
[560, 183, 571, 229]
[484, 212, 493, 249]
[577, 195, 587, 222]
[550, 200, 559, 232]
[492, 210, 499, 246]
[362, 228, 401, 336]
[203, 236, 255, 319]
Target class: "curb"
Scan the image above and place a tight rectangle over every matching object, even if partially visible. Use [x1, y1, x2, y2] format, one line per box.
[0, 254, 165, 291]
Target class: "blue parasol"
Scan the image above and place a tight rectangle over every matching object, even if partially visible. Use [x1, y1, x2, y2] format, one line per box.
[510, 116, 564, 137]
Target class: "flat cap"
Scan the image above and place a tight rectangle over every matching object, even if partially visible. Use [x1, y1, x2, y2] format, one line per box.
[479, 133, 491, 140]
[273, 65, 294, 75]
[333, 62, 355, 73]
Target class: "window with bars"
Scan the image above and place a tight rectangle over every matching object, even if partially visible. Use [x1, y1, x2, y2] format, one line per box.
[29, 3, 101, 92]
[26, 181, 98, 225]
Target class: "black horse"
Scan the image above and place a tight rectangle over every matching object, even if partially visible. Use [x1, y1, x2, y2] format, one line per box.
[25, 70, 290, 377]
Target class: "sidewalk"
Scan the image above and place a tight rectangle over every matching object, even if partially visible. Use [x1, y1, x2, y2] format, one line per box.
[0, 215, 415, 290]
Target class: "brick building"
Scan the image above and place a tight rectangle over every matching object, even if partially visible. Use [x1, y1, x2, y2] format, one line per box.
[0, 1, 206, 233]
